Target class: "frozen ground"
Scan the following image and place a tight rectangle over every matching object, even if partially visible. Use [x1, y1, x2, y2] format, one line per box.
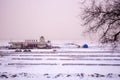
[0, 41, 120, 80]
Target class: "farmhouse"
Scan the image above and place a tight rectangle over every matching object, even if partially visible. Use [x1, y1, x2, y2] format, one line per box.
[9, 36, 51, 49]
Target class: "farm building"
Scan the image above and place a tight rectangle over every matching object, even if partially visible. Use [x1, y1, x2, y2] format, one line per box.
[9, 36, 51, 49]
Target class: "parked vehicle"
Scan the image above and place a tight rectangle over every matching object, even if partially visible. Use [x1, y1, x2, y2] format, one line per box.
[23, 49, 31, 52]
[15, 49, 22, 52]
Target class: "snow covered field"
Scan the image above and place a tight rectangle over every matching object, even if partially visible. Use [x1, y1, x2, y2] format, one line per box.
[0, 41, 120, 80]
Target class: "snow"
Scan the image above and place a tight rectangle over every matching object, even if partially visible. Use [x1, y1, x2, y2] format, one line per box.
[0, 40, 120, 80]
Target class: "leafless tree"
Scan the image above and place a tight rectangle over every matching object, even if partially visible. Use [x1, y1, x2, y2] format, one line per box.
[82, 0, 120, 47]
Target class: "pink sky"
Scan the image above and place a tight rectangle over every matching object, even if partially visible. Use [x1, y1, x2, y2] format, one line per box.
[0, 0, 97, 42]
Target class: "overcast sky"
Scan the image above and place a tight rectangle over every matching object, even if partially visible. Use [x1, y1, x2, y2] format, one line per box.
[0, 0, 97, 42]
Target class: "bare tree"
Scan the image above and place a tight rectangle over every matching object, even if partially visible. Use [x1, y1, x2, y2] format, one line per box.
[82, 0, 120, 47]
